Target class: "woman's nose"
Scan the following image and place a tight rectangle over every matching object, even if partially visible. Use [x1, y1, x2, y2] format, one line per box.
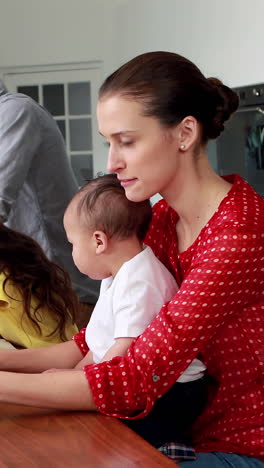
[106, 147, 124, 173]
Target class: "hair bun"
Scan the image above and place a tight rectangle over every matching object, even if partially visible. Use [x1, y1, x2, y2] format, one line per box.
[206, 77, 239, 139]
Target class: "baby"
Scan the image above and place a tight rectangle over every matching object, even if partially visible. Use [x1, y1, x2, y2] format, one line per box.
[64, 173, 206, 375]
[56, 173, 208, 447]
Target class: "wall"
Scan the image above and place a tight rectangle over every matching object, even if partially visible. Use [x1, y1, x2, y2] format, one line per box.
[1, 0, 263, 85]
[0, 0, 263, 175]
[0, 0, 126, 173]
[0, 0, 123, 75]
[114, 0, 264, 87]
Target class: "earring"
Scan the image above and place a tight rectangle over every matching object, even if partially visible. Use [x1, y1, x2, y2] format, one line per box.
[180, 144, 186, 150]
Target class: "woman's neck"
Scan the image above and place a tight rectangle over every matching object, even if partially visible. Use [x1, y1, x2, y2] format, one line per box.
[161, 151, 232, 253]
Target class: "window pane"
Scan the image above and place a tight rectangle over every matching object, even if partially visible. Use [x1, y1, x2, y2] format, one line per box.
[43, 84, 65, 116]
[71, 154, 93, 186]
[56, 120, 66, 141]
[68, 82, 91, 115]
[69, 118, 92, 151]
[17, 86, 39, 103]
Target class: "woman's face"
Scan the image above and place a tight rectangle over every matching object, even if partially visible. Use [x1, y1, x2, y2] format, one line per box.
[97, 95, 180, 202]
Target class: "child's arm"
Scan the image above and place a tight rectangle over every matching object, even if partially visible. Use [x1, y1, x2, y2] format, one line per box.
[0, 340, 83, 373]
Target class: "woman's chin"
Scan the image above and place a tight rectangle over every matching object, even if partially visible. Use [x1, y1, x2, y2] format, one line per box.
[125, 189, 153, 203]
[124, 186, 146, 203]
[125, 192, 144, 203]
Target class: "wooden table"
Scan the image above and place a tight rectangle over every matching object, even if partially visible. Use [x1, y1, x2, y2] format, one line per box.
[0, 403, 178, 467]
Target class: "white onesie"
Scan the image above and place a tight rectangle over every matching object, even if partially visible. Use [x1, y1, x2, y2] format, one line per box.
[85, 246, 206, 382]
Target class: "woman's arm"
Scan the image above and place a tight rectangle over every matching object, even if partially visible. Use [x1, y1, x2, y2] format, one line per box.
[0, 340, 83, 373]
[0, 226, 261, 414]
[0, 369, 97, 410]
[82, 227, 264, 419]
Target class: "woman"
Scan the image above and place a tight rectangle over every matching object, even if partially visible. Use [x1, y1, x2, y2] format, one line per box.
[0, 52, 262, 467]
[0, 224, 79, 347]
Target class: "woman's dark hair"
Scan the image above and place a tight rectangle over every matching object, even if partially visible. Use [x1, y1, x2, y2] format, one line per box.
[77, 174, 152, 241]
[99, 51, 239, 141]
[0, 225, 78, 341]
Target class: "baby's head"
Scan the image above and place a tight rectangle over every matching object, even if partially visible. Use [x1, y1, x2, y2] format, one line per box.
[64, 174, 152, 279]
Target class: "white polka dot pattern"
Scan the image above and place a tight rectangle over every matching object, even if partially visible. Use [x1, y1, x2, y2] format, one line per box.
[73, 175, 264, 461]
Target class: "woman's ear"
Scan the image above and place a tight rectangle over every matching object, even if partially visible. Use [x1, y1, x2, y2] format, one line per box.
[175, 116, 200, 151]
[93, 231, 108, 254]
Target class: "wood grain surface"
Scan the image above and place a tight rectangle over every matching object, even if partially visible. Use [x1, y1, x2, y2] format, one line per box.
[0, 403, 178, 467]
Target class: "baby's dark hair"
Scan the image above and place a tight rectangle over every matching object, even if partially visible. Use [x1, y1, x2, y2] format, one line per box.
[77, 174, 152, 242]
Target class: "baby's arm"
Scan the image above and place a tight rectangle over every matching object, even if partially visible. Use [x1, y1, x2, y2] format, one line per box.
[45, 349, 94, 372]
[74, 338, 134, 368]
[74, 350, 94, 369]
[101, 337, 134, 362]
[44, 349, 94, 373]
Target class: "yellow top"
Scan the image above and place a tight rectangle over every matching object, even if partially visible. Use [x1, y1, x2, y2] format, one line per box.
[0, 272, 78, 348]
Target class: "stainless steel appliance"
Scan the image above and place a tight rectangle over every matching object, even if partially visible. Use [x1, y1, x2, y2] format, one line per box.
[209, 83, 264, 197]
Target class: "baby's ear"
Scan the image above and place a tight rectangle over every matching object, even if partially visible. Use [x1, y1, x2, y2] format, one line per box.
[93, 230, 108, 254]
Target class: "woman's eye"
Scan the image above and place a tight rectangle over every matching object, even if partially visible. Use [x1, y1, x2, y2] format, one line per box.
[103, 139, 134, 148]
[120, 140, 133, 147]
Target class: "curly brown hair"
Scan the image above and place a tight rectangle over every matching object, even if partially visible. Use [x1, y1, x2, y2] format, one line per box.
[0, 224, 79, 341]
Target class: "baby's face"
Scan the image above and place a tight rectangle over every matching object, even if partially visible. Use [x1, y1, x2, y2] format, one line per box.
[64, 203, 92, 276]
[64, 203, 110, 280]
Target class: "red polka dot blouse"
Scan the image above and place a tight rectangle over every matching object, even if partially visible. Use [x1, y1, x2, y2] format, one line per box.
[73, 175, 264, 460]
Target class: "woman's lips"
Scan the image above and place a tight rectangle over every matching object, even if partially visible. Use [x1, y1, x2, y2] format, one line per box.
[119, 178, 137, 187]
